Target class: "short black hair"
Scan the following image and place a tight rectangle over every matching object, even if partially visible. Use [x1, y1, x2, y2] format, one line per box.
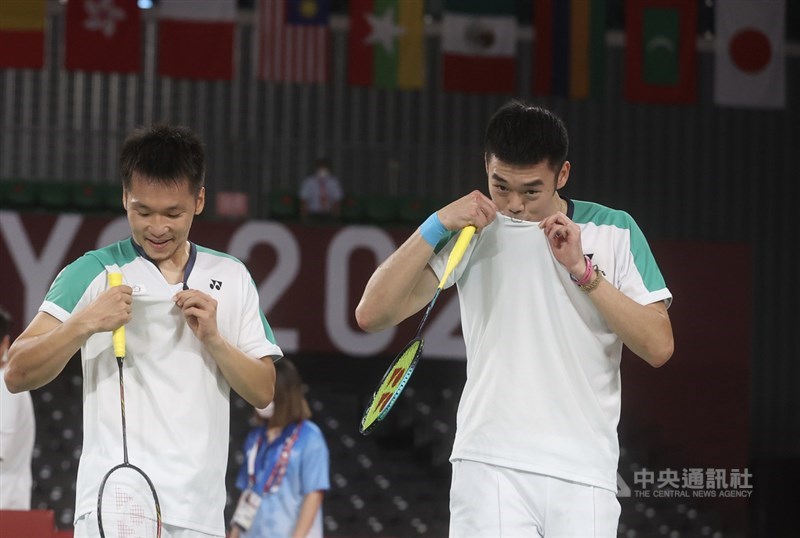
[484, 100, 569, 171]
[0, 306, 11, 339]
[120, 124, 206, 194]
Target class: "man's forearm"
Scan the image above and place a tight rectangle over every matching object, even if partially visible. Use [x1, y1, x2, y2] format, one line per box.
[205, 336, 276, 408]
[5, 315, 90, 392]
[587, 275, 674, 367]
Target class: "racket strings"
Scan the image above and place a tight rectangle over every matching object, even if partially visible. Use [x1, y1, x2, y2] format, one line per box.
[99, 468, 160, 538]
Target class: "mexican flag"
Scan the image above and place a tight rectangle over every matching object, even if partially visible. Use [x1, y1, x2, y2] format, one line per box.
[348, 0, 424, 89]
[441, 0, 517, 93]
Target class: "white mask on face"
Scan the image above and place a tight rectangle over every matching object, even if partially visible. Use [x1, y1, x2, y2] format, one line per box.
[256, 402, 275, 419]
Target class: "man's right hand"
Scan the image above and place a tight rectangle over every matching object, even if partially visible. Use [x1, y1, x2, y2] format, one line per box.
[74, 285, 133, 334]
[437, 190, 497, 231]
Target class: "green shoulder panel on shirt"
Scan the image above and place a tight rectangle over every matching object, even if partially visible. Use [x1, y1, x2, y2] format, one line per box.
[195, 245, 278, 345]
[571, 200, 666, 292]
[46, 240, 138, 314]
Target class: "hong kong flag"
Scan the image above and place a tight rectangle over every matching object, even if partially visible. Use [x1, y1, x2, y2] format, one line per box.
[65, 0, 141, 73]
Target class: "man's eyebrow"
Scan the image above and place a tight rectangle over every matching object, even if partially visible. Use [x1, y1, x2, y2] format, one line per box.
[491, 173, 545, 188]
[129, 200, 182, 211]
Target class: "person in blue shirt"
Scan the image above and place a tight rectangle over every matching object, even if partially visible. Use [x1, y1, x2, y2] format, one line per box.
[230, 358, 330, 538]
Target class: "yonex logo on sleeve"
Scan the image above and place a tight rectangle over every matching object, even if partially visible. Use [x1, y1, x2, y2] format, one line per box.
[210, 279, 222, 290]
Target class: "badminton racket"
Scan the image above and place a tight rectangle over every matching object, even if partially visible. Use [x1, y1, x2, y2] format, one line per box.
[359, 225, 476, 435]
[97, 272, 162, 538]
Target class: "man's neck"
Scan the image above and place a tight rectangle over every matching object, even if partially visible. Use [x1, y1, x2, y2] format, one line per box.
[158, 242, 190, 285]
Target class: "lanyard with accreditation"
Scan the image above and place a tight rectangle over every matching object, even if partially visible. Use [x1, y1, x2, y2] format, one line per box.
[232, 421, 305, 531]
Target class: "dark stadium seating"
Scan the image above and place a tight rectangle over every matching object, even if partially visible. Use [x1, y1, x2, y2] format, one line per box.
[27, 356, 736, 537]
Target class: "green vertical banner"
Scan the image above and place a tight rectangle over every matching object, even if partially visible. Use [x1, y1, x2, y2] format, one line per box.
[643, 8, 680, 85]
[374, 0, 398, 88]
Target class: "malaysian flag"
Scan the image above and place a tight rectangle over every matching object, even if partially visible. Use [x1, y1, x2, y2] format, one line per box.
[257, 0, 330, 83]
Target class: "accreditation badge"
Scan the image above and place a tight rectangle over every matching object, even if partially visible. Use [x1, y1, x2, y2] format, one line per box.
[231, 489, 262, 531]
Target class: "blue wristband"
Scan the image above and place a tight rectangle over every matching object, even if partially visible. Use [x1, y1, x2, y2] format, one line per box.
[419, 212, 448, 247]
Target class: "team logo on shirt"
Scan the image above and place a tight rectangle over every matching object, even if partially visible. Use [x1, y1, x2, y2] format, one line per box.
[210, 279, 223, 290]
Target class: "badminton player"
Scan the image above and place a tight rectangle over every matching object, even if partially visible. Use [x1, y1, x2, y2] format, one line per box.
[5, 124, 282, 537]
[356, 101, 674, 537]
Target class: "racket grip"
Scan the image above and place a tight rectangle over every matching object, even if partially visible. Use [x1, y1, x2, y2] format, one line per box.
[107, 273, 126, 358]
[440, 225, 476, 286]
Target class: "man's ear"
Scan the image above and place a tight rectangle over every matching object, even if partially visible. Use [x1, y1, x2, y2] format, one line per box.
[195, 187, 206, 215]
[557, 161, 571, 190]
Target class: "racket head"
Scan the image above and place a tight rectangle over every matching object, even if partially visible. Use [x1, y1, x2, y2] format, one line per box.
[359, 337, 424, 435]
[97, 463, 162, 538]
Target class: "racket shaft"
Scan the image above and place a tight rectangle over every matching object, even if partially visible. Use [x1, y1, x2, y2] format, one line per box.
[414, 288, 441, 335]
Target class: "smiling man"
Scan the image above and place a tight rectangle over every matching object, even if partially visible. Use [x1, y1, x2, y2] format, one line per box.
[5, 124, 282, 538]
[356, 100, 674, 537]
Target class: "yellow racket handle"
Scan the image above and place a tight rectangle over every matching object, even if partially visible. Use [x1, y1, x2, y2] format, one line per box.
[437, 225, 476, 290]
[107, 273, 126, 358]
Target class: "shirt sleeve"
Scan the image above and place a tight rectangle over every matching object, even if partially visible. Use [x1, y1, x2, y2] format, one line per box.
[427, 229, 478, 290]
[236, 265, 283, 361]
[299, 426, 330, 495]
[329, 177, 344, 202]
[299, 178, 313, 201]
[617, 213, 673, 308]
[40, 254, 106, 321]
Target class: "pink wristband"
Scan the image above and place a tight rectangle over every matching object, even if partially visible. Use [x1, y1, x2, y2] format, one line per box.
[574, 255, 593, 286]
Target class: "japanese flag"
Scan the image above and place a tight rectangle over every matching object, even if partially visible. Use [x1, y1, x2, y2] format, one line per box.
[714, 0, 785, 109]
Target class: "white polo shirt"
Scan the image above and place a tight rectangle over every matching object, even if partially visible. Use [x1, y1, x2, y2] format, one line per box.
[0, 363, 35, 509]
[40, 238, 282, 535]
[429, 201, 672, 492]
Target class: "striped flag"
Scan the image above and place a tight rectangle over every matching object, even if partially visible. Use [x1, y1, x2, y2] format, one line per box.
[0, 0, 46, 69]
[534, 0, 606, 99]
[348, 0, 424, 90]
[257, 0, 330, 83]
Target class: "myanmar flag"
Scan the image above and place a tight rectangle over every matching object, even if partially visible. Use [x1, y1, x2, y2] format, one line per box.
[534, 0, 606, 99]
[442, 0, 517, 93]
[0, 0, 46, 69]
[348, 0, 424, 89]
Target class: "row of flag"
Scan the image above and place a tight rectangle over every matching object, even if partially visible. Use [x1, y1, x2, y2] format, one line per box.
[0, 0, 787, 109]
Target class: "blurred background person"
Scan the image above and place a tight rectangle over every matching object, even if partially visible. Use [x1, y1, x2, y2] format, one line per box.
[230, 358, 330, 538]
[299, 157, 344, 223]
[0, 306, 35, 509]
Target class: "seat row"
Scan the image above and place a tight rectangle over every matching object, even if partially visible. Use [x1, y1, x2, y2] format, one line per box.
[0, 179, 121, 213]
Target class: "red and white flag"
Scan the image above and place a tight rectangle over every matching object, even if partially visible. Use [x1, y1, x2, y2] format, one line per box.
[158, 0, 236, 80]
[66, 0, 141, 73]
[256, 0, 330, 83]
[714, 0, 785, 109]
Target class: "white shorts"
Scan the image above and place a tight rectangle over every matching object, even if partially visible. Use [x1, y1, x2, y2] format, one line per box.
[449, 459, 620, 538]
[74, 512, 224, 538]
